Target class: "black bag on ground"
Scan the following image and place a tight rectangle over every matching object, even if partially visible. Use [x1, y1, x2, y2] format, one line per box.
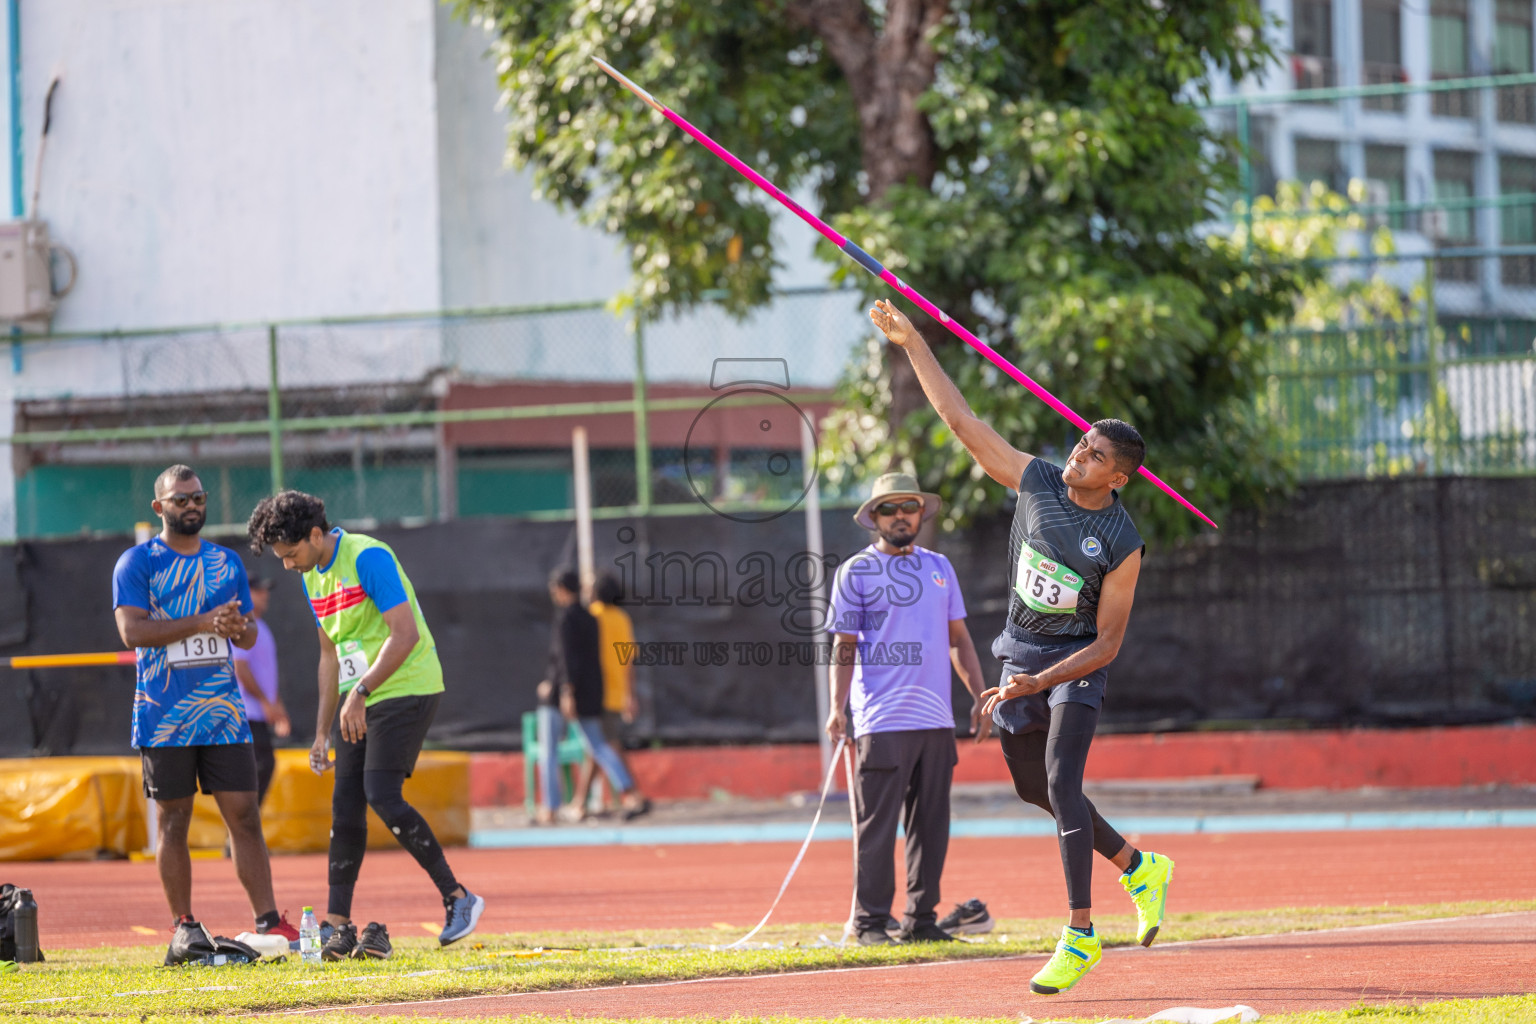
[0, 883, 44, 963]
[193, 935, 263, 967]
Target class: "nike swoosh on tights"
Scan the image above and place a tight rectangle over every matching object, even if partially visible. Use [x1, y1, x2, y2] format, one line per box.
[1059, 828, 1082, 836]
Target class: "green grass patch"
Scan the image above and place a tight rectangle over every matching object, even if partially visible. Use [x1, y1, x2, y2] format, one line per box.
[8, 996, 1536, 1023]
[1, 900, 1529, 1019]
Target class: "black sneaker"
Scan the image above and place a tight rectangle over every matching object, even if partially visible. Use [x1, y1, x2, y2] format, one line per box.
[856, 928, 902, 946]
[900, 921, 958, 943]
[356, 922, 392, 960]
[321, 921, 358, 961]
[938, 898, 994, 935]
[165, 917, 217, 966]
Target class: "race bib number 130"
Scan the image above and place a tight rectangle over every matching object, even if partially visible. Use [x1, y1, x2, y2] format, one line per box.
[1014, 542, 1084, 615]
[167, 632, 231, 668]
[337, 640, 372, 693]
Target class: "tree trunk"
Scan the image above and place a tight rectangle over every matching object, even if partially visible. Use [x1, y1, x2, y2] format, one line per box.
[785, 0, 948, 455]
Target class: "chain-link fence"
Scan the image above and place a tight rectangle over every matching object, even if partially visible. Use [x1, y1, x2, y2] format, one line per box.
[3, 289, 872, 540]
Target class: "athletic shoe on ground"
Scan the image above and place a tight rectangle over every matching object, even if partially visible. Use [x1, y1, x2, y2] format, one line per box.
[1029, 925, 1101, 995]
[439, 890, 486, 946]
[1120, 851, 1174, 947]
[356, 922, 392, 959]
[883, 915, 902, 937]
[164, 917, 218, 966]
[856, 928, 901, 946]
[321, 922, 359, 961]
[899, 922, 957, 943]
[257, 912, 300, 943]
[938, 898, 994, 935]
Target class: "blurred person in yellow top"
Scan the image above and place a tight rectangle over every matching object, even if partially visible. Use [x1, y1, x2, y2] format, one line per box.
[574, 571, 639, 814]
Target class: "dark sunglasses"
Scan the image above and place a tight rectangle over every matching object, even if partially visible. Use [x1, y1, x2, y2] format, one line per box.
[161, 491, 209, 509]
[875, 499, 922, 517]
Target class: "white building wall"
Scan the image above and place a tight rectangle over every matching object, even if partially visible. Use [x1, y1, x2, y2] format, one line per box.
[0, 1, 878, 539]
[21, 0, 445, 330]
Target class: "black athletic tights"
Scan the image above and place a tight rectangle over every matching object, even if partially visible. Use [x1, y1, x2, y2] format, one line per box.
[999, 702, 1127, 910]
[328, 769, 459, 919]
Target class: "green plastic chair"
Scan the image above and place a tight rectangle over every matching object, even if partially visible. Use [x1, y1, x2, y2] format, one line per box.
[521, 711, 589, 815]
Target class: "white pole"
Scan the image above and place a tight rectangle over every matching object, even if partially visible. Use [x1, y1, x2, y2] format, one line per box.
[573, 426, 595, 594]
[801, 417, 832, 780]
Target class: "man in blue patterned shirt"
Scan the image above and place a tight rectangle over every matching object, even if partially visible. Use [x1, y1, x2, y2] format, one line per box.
[113, 465, 295, 964]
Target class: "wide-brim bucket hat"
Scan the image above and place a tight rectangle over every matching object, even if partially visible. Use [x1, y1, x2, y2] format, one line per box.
[853, 472, 943, 531]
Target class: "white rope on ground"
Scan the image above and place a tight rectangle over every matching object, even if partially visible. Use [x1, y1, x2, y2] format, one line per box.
[725, 736, 846, 949]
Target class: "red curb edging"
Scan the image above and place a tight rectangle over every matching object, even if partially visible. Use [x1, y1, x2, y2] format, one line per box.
[469, 722, 1536, 806]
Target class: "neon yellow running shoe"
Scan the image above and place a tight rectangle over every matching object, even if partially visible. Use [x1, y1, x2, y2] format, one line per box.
[1120, 850, 1174, 947]
[1029, 925, 1101, 995]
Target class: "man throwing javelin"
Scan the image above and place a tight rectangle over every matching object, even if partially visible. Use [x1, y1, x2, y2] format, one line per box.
[869, 300, 1173, 996]
[247, 491, 484, 960]
[112, 465, 298, 964]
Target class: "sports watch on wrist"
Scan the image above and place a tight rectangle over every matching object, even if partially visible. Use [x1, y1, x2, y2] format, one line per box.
[353, 683, 371, 700]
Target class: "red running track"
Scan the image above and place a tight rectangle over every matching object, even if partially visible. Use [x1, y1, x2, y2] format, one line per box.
[19, 828, 1536, 950]
[325, 913, 1536, 1019]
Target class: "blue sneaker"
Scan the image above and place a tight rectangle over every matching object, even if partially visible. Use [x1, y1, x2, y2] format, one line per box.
[439, 890, 485, 946]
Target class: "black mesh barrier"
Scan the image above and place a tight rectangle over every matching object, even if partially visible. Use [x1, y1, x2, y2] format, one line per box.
[0, 475, 1532, 757]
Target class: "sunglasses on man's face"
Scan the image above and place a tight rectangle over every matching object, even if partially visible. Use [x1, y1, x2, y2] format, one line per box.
[160, 491, 209, 509]
[875, 499, 922, 517]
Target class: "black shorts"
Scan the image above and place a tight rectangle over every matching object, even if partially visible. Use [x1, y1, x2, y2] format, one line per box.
[989, 624, 1109, 735]
[140, 742, 258, 801]
[334, 693, 440, 778]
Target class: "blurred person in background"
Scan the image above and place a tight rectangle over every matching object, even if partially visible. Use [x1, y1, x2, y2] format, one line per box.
[537, 567, 649, 824]
[113, 464, 297, 963]
[232, 575, 290, 807]
[573, 571, 639, 815]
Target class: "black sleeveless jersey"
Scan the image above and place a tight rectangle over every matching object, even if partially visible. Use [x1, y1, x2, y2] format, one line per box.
[1005, 459, 1144, 638]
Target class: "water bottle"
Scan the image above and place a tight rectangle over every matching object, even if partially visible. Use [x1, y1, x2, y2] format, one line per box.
[12, 889, 38, 963]
[298, 907, 321, 964]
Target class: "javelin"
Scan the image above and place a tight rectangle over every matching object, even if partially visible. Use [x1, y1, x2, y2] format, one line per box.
[1, 651, 135, 669]
[593, 58, 1218, 530]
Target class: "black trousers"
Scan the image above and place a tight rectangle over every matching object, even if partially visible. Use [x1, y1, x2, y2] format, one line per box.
[249, 720, 275, 806]
[853, 727, 956, 932]
[999, 702, 1128, 910]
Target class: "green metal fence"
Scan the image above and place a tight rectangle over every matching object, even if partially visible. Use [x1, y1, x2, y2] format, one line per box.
[4, 289, 870, 539]
[13, 67, 1536, 541]
[1211, 71, 1536, 479]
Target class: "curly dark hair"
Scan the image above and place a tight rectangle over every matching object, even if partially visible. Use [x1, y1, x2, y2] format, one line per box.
[247, 490, 330, 555]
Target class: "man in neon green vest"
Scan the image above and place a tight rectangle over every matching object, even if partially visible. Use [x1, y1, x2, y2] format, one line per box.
[247, 491, 484, 960]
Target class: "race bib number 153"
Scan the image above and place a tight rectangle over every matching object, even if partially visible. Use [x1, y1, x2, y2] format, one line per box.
[1014, 542, 1084, 615]
[337, 640, 372, 693]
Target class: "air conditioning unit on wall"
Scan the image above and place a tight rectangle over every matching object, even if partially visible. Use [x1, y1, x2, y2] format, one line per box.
[0, 220, 67, 330]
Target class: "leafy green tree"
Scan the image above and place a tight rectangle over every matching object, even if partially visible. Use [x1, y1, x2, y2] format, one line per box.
[455, 0, 1309, 540]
